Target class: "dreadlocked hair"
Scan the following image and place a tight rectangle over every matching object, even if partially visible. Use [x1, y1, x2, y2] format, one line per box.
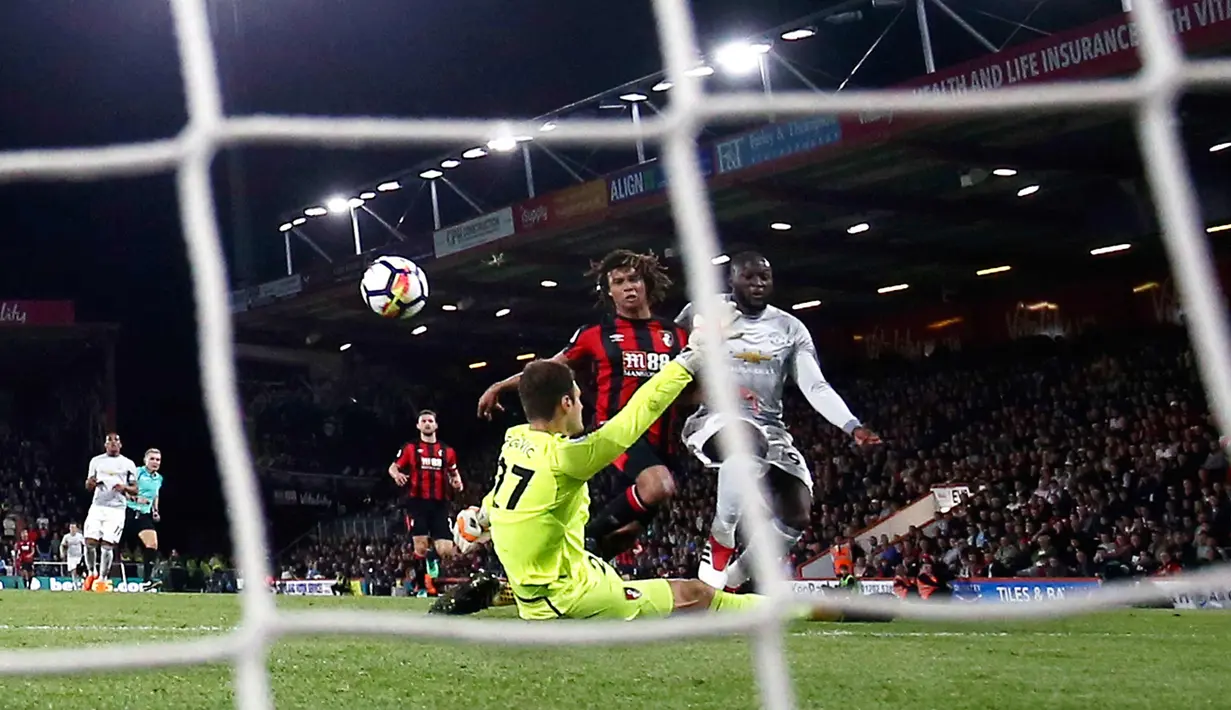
[586, 249, 673, 307]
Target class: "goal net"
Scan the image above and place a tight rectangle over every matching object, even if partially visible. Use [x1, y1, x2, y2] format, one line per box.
[1, 1, 1231, 709]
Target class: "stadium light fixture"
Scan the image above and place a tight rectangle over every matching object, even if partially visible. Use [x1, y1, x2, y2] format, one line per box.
[326, 197, 350, 214]
[791, 300, 822, 311]
[685, 65, 715, 78]
[339, 343, 352, 352]
[516, 353, 536, 361]
[376, 181, 401, 192]
[620, 92, 649, 102]
[714, 42, 771, 76]
[292, 217, 306, 226]
[877, 284, 910, 294]
[992, 168, 1018, 177]
[304, 207, 327, 217]
[1207, 223, 1231, 233]
[278, 222, 293, 232]
[540, 121, 558, 132]
[347, 197, 365, 209]
[463, 147, 488, 159]
[496, 308, 511, 318]
[419, 169, 444, 180]
[976, 265, 1012, 276]
[468, 362, 488, 370]
[441, 304, 458, 312]
[1090, 244, 1131, 255]
[411, 325, 427, 335]
[487, 135, 518, 153]
[1210, 142, 1231, 153]
[441, 159, 461, 169]
[540, 280, 558, 288]
[770, 222, 792, 231]
[711, 254, 731, 265]
[1017, 184, 1041, 197]
[359, 191, 376, 200]
[781, 27, 816, 41]
[847, 222, 871, 234]
[652, 80, 673, 92]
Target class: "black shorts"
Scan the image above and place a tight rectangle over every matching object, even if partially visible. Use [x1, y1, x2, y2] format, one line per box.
[600, 435, 675, 483]
[404, 498, 451, 541]
[19, 560, 33, 573]
[126, 508, 157, 536]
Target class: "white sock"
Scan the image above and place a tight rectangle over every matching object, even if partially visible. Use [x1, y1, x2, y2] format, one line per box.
[727, 519, 804, 588]
[99, 546, 114, 578]
[710, 453, 767, 549]
[85, 544, 98, 576]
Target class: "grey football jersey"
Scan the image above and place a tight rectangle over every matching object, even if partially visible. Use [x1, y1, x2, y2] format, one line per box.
[675, 296, 814, 430]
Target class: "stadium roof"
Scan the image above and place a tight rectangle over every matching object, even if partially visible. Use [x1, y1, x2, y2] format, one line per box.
[233, 2, 1231, 366]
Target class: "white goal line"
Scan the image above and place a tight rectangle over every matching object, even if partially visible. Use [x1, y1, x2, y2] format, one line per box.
[0, 0, 1227, 708]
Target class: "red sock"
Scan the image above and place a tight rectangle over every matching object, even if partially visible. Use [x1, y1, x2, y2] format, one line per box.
[707, 536, 735, 571]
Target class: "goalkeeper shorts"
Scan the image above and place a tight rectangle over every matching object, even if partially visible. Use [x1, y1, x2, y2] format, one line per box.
[512, 554, 674, 621]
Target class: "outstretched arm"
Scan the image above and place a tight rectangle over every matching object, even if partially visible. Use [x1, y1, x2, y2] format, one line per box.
[555, 360, 695, 480]
[478, 326, 592, 419]
[790, 326, 866, 436]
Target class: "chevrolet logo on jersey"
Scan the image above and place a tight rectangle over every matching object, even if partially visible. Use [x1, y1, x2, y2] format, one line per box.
[734, 351, 773, 364]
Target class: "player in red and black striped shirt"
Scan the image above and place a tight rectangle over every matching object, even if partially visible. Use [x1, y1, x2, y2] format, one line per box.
[478, 250, 688, 557]
[387, 410, 462, 595]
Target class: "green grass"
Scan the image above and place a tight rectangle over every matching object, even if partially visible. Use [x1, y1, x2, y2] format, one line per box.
[0, 593, 1228, 709]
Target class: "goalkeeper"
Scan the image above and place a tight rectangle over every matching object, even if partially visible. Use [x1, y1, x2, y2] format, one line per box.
[485, 310, 759, 619]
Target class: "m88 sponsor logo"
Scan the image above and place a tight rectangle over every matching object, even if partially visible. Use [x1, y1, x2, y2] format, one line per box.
[622, 351, 671, 378]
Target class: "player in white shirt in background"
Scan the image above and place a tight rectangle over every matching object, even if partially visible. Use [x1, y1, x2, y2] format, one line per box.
[676, 252, 881, 590]
[83, 432, 138, 592]
[59, 523, 86, 590]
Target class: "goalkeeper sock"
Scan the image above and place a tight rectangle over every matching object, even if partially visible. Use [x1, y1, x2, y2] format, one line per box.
[708, 590, 767, 614]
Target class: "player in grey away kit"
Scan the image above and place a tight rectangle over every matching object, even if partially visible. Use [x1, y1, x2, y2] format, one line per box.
[676, 252, 881, 589]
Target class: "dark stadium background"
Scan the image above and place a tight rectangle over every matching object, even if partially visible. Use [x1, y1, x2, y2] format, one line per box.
[0, 0, 1133, 554]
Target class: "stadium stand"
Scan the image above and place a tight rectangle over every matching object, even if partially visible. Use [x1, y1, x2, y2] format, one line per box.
[263, 325, 1230, 596]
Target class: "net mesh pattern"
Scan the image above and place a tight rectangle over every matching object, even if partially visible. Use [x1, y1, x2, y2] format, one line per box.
[1, 1, 1231, 709]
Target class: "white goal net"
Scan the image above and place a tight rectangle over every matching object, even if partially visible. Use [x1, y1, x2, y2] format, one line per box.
[1, 1, 1231, 709]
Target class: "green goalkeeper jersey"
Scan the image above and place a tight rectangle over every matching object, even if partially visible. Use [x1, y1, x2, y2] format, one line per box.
[484, 360, 693, 590]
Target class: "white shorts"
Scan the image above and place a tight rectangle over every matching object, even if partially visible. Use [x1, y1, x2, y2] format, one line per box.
[66, 556, 83, 573]
[84, 506, 126, 545]
[682, 413, 812, 490]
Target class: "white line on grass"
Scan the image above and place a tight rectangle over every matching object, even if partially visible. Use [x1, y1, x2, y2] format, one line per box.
[793, 629, 1205, 640]
[0, 624, 231, 633]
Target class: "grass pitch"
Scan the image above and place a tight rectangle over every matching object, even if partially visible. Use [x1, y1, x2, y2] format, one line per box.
[0, 593, 1227, 709]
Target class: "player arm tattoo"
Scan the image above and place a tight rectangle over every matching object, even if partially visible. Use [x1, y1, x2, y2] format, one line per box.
[791, 326, 862, 434]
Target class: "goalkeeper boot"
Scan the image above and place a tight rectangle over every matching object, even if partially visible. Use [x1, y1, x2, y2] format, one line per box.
[428, 570, 503, 616]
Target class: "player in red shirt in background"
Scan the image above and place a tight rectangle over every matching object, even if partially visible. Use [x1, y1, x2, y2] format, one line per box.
[388, 410, 462, 596]
[13, 529, 36, 590]
[478, 249, 688, 558]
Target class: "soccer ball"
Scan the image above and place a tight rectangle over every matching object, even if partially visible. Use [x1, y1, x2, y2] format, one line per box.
[360, 256, 429, 319]
[454, 506, 490, 552]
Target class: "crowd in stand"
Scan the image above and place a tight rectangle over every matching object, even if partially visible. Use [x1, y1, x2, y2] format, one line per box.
[266, 328, 1231, 594]
[0, 378, 101, 578]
